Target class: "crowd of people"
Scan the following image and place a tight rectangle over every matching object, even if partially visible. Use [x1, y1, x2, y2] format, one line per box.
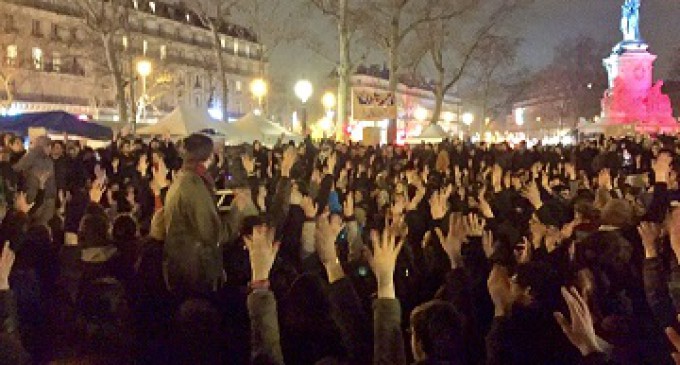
[2, 129, 680, 364]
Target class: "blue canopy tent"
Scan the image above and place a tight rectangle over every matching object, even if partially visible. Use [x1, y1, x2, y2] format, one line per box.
[0, 111, 113, 140]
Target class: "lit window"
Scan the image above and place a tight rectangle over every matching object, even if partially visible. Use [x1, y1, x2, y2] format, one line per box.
[122, 36, 128, 49]
[235, 80, 242, 92]
[234, 40, 238, 54]
[160, 45, 167, 60]
[245, 44, 250, 57]
[6, 45, 17, 66]
[149, 1, 155, 13]
[221, 37, 226, 48]
[143, 39, 148, 55]
[53, 52, 61, 72]
[186, 14, 190, 22]
[32, 47, 43, 70]
[133, 0, 138, 9]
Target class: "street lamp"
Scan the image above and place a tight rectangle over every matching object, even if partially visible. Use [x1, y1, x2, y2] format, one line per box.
[414, 106, 428, 122]
[462, 112, 474, 126]
[250, 78, 267, 109]
[322, 92, 336, 111]
[294, 79, 313, 133]
[135, 59, 152, 128]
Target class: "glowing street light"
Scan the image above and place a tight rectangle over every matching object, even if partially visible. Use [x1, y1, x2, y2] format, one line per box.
[322, 92, 336, 111]
[135, 59, 153, 130]
[250, 78, 268, 107]
[442, 111, 455, 123]
[462, 112, 474, 126]
[294, 79, 313, 132]
[414, 106, 428, 122]
[514, 107, 526, 126]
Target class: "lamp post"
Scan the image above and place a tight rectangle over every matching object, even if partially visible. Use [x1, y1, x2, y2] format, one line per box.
[250, 78, 268, 111]
[321, 92, 336, 139]
[462, 112, 474, 137]
[294, 79, 313, 133]
[135, 59, 152, 130]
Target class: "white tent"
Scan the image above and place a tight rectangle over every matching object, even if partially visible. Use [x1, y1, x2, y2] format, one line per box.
[137, 104, 234, 136]
[404, 123, 450, 144]
[229, 112, 301, 146]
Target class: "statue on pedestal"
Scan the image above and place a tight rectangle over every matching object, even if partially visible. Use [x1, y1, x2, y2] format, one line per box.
[621, 0, 641, 42]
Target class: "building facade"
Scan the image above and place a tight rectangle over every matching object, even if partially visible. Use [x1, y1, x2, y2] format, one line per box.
[347, 65, 462, 143]
[0, 0, 266, 122]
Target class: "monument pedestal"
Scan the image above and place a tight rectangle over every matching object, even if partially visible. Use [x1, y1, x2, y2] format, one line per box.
[599, 43, 678, 134]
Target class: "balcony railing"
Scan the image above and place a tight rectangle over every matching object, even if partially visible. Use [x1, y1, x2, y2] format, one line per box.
[3, 57, 86, 77]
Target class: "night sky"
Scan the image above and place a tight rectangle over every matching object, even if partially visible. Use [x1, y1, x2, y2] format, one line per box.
[265, 0, 680, 93]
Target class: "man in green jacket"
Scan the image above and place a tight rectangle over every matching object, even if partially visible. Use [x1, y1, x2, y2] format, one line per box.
[163, 134, 256, 296]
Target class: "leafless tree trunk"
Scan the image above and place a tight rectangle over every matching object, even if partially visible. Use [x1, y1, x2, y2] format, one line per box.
[102, 33, 128, 125]
[209, 25, 229, 122]
[336, 0, 351, 141]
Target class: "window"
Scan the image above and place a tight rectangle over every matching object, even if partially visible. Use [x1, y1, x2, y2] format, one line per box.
[3, 15, 15, 32]
[32, 47, 43, 70]
[70, 27, 78, 41]
[51, 23, 59, 40]
[122, 36, 128, 49]
[235, 80, 242, 92]
[32, 20, 42, 37]
[160, 45, 167, 60]
[149, 1, 156, 13]
[221, 37, 226, 49]
[233, 40, 238, 54]
[5, 45, 17, 66]
[133, 0, 138, 9]
[142, 39, 148, 55]
[52, 52, 61, 72]
[245, 44, 250, 57]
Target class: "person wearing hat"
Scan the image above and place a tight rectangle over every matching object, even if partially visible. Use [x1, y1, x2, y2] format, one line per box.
[163, 134, 232, 296]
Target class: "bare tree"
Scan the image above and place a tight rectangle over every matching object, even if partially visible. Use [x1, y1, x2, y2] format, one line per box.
[310, 0, 372, 140]
[467, 36, 520, 125]
[422, 3, 522, 126]
[362, 0, 476, 142]
[72, 0, 131, 124]
[190, 0, 243, 122]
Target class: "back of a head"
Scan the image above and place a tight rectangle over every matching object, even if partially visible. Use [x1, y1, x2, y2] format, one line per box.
[410, 300, 465, 362]
[78, 213, 110, 248]
[112, 214, 138, 244]
[182, 134, 213, 164]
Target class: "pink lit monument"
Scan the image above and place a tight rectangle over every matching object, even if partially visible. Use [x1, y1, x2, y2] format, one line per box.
[599, 0, 678, 135]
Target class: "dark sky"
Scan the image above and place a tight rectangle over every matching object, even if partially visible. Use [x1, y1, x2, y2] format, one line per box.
[266, 0, 680, 93]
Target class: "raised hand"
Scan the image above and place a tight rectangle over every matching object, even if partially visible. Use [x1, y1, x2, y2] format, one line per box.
[665, 314, 680, 365]
[94, 164, 107, 184]
[638, 221, 661, 259]
[522, 181, 542, 209]
[597, 168, 612, 190]
[301, 196, 318, 219]
[315, 213, 344, 266]
[244, 226, 279, 281]
[281, 146, 298, 178]
[554, 287, 603, 356]
[15, 191, 34, 214]
[487, 265, 513, 317]
[669, 209, 680, 263]
[429, 191, 448, 220]
[137, 154, 149, 177]
[369, 226, 405, 299]
[515, 237, 532, 264]
[343, 193, 354, 217]
[89, 182, 106, 204]
[0, 241, 16, 290]
[241, 154, 256, 176]
[466, 213, 485, 238]
[482, 230, 495, 259]
[653, 153, 672, 183]
[434, 214, 467, 269]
